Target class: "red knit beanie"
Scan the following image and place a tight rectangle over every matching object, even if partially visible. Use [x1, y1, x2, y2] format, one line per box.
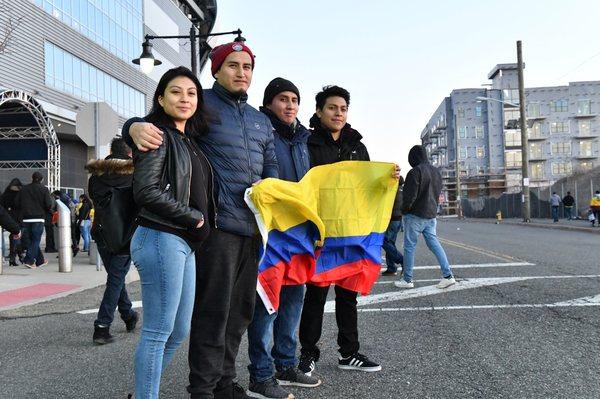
[210, 42, 255, 77]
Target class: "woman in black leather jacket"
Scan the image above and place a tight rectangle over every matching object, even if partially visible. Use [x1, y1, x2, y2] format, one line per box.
[129, 66, 214, 399]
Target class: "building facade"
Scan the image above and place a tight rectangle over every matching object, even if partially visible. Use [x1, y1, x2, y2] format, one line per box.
[421, 63, 600, 211]
[0, 0, 216, 196]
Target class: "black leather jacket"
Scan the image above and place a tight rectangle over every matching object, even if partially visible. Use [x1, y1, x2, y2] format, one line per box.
[132, 126, 208, 230]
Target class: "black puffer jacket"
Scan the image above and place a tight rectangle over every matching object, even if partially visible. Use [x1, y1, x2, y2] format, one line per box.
[402, 145, 442, 219]
[307, 114, 370, 166]
[1, 178, 23, 223]
[0, 204, 20, 234]
[132, 126, 208, 230]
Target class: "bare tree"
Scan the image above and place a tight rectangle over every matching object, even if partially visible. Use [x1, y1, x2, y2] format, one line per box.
[0, 0, 23, 55]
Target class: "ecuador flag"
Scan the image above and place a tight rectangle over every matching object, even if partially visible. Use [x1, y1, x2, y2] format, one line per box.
[245, 161, 398, 313]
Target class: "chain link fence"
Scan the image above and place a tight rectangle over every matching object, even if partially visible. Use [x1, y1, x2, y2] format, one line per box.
[461, 167, 600, 219]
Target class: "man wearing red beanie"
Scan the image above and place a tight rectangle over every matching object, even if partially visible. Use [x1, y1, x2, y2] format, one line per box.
[120, 42, 278, 399]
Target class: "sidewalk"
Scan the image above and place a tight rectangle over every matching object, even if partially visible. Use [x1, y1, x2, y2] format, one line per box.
[466, 217, 600, 234]
[0, 254, 139, 312]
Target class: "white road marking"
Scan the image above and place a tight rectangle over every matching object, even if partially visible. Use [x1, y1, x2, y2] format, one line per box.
[323, 274, 600, 313]
[77, 300, 142, 315]
[381, 262, 534, 271]
[355, 293, 600, 313]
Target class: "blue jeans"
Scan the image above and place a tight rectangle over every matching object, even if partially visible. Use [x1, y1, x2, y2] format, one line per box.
[247, 284, 305, 383]
[564, 207, 573, 220]
[22, 222, 45, 266]
[81, 219, 91, 251]
[552, 206, 559, 222]
[382, 221, 404, 272]
[402, 214, 453, 283]
[94, 244, 134, 327]
[131, 226, 196, 399]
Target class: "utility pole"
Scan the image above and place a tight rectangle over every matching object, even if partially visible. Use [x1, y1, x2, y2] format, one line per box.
[517, 40, 531, 222]
[454, 114, 463, 218]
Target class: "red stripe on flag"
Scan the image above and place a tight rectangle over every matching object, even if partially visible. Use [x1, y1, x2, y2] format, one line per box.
[310, 259, 381, 295]
[258, 253, 316, 310]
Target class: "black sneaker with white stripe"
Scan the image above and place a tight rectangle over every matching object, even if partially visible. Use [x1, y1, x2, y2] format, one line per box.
[298, 352, 317, 376]
[338, 352, 382, 372]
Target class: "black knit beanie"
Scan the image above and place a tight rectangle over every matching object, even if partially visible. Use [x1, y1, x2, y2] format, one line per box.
[263, 77, 300, 106]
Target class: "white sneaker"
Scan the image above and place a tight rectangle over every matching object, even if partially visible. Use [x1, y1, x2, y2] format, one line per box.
[394, 280, 414, 289]
[437, 277, 456, 289]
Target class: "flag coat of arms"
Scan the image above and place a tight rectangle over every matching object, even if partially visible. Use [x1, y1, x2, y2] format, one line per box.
[245, 161, 398, 313]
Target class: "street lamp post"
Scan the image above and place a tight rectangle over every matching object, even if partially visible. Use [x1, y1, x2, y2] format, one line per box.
[453, 113, 463, 219]
[517, 40, 531, 223]
[132, 27, 245, 76]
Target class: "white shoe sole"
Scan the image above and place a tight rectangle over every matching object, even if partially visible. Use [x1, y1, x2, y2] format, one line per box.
[338, 364, 382, 372]
[394, 283, 414, 289]
[437, 281, 456, 289]
[276, 378, 322, 388]
[246, 390, 294, 399]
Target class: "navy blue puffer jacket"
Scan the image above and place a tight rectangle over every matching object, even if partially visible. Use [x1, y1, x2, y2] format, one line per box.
[122, 82, 278, 237]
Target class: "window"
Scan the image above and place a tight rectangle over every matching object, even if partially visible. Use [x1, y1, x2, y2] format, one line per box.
[459, 126, 467, 139]
[580, 141, 593, 157]
[505, 150, 522, 168]
[551, 142, 571, 155]
[33, 0, 143, 63]
[528, 122, 543, 139]
[505, 130, 521, 147]
[580, 161, 594, 171]
[527, 102, 541, 118]
[457, 108, 465, 118]
[504, 109, 520, 129]
[579, 120, 591, 136]
[531, 163, 544, 179]
[552, 162, 572, 175]
[476, 147, 485, 158]
[502, 89, 520, 105]
[577, 99, 592, 115]
[475, 106, 482, 117]
[44, 41, 145, 117]
[529, 143, 543, 159]
[550, 121, 569, 134]
[549, 99, 568, 112]
[459, 147, 467, 159]
[475, 126, 484, 139]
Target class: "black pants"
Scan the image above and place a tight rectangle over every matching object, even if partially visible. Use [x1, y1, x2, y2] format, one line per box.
[188, 229, 259, 398]
[299, 284, 359, 359]
[45, 221, 56, 251]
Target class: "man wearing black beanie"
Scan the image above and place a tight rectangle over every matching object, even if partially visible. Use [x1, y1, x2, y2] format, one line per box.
[245, 77, 321, 399]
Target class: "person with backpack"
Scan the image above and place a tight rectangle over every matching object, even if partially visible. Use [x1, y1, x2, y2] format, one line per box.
[86, 137, 139, 345]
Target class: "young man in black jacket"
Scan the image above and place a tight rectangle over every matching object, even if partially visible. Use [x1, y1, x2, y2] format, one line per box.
[15, 172, 54, 268]
[0, 203, 21, 240]
[562, 191, 575, 220]
[86, 138, 139, 345]
[298, 85, 382, 376]
[394, 145, 455, 290]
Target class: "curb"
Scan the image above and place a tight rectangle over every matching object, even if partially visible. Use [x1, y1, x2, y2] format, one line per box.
[464, 218, 600, 234]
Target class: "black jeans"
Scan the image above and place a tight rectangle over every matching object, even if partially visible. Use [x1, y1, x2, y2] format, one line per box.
[188, 229, 259, 398]
[299, 284, 359, 359]
[94, 244, 134, 327]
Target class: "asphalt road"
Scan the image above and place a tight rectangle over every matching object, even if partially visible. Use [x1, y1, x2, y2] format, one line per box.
[1, 219, 599, 399]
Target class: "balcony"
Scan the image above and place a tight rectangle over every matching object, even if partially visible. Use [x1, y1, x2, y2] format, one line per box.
[575, 153, 598, 159]
[573, 113, 597, 119]
[572, 133, 599, 139]
[505, 163, 523, 170]
[527, 115, 546, 121]
[529, 156, 547, 162]
[528, 135, 548, 141]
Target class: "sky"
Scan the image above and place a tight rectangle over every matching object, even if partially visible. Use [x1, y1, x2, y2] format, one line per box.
[199, 0, 600, 174]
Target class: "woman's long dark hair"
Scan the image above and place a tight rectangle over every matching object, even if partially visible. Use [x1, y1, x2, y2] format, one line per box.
[144, 66, 209, 137]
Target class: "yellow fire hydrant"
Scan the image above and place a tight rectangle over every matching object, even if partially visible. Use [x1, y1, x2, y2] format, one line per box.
[496, 210, 502, 224]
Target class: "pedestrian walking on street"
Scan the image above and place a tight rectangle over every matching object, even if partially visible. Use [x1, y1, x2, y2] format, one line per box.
[15, 172, 54, 269]
[123, 42, 278, 399]
[299, 85, 387, 378]
[245, 78, 321, 399]
[1, 178, 24, 265]
[75, 194, 93, 253]
[129, 66, 213, 399]
[382, 176, 404, 276]
[86, 137, 139, 346]
[590, 191, 600, 227]
[394, 145, 455, 290]
[562, 191, 575, 220]
[551, 192, 561, 223]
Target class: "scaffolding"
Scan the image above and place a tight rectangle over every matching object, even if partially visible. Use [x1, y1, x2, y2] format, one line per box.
[0, 90, 60, 192]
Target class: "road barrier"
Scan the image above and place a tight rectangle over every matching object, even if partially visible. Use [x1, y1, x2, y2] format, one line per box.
[56, 200, 72, 273]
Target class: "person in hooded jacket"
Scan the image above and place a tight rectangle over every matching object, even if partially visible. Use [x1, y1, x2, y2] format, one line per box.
[298, 85, 382, 377]
[590, 191, 600, 226]
[86, 137, 139, 345]
[246, 78, 320, 399]
[1, 178, 24, 265]
[394, 145, 455, 290]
